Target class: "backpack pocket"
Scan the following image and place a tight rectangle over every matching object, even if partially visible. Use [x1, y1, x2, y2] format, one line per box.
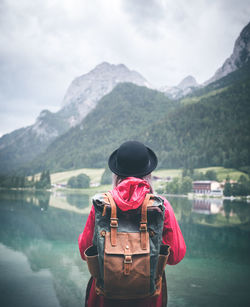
[153, 244, 170, 296]
[156, 244, 170, 279]
[84, 245, 100, 279]
[103, 232, 150, 299]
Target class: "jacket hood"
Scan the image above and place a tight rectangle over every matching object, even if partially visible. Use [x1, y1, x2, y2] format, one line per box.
[111, 177, 151, 211]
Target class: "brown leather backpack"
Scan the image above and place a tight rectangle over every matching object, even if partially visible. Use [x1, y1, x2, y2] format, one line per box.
[84, 192, 170, 301]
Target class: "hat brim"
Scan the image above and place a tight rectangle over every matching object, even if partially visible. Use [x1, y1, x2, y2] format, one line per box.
[108, 146, 158, 177]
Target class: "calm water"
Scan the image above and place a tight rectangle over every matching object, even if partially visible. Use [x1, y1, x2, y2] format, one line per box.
[0, 190, 250, 307]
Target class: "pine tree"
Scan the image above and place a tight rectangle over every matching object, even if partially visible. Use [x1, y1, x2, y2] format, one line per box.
[224, 177, 232, 196]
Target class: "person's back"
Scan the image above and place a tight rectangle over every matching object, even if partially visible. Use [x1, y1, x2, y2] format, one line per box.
[78, 141, 186, 307]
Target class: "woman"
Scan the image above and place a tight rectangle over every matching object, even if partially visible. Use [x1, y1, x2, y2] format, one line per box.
[78, 141, 186, 307]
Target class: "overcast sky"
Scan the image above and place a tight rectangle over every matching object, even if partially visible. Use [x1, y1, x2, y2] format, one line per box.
[0, 0, 250, 136]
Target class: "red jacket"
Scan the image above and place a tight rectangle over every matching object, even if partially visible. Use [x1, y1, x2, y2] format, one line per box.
[78, 177, 186, 307]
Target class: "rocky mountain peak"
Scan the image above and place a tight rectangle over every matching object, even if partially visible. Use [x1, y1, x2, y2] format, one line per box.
[59, 62, 149, 126]
[37, 109, 50, 120]
[92, 62, 128, 73]
[177, 75, 198, 90]
[205, 21, 250, 85]
[159, 75, 199, 100]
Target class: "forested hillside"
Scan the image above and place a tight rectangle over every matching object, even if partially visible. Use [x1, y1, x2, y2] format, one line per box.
[19, 62, 250, 175]
[22, 83, 176, 174]
[180, 60, 250, 105]
[146, 63, 250, 169]
[0, 63, 148, 175]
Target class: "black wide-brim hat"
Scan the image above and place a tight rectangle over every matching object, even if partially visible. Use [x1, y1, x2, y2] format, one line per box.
[108, 141, 158, 177]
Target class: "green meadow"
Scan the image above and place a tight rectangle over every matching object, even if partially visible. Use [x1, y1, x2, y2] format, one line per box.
[47, 166, 248, 196]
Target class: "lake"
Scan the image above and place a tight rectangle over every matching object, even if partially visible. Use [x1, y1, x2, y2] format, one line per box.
[0, 189, 250, 307]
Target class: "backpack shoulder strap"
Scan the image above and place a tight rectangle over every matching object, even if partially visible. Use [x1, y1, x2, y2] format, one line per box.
[140, 193, 152, 249]
[103, 192, 156, 250]
[105, 192, 118, 247]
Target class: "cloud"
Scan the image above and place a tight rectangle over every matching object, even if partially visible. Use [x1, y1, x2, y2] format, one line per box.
[0, 0, 250, 135]
[121, 0, 165, 38]
[121, 0, 250, 84]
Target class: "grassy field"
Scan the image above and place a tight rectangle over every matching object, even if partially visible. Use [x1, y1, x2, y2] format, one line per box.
[54, 184, 112, 196]
[48, 166, 247, 196]
[51, 168, 105, 185]
[153, 166, 247, 182]
[153, 169, 182, 178]
[192, 166, 246, 181]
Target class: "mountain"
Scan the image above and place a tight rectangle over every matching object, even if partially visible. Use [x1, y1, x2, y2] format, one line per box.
[58, 62, 150, 126]
[22, 83, 176, 174]
[24, 61, 250, 174]
[159, 75, 199, 99]
[2, 22, 250, 175]
[205, 21, 250, 85]
[178, 75, 198, 90]
[0, 63, 149, 174]
[180, 57, 250, 105]
[0, 110, 69, 174]
[146, 62, 250, 170]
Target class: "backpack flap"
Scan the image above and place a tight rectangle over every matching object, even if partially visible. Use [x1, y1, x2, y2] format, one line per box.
[105, 232, 150, 255]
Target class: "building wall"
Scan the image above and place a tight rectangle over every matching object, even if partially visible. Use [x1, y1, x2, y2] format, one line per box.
[192, 181, 223, 195]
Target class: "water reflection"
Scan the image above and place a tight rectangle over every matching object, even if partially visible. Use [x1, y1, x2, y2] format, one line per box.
[50, 191, 90, 214]
[192, 198, 223, 215]
[66, 193, 89, 209]
[0, 189, 91, 212]
[0, 189, 51, 209]
[0, 190, 90, 307]
[0, 243, 61, 307]
[167, 196, 250, 228]
[0, 191, 250, 306]
[167, 196, 250, 265]
[37, 191, 51, 211]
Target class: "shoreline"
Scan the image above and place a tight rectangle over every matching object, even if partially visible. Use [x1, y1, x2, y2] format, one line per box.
[1, 187, 250, 201]
[163, 192, 250, 201]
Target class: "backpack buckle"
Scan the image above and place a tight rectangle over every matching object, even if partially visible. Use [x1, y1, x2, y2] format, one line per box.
[110, 218, 118, 228]
[140, 222, 147, 232]
[124, 255, 132, 264]
[124, 255, 132, 275]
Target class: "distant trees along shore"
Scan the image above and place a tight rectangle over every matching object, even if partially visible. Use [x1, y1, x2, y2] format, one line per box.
[0, 170, 51, 189]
